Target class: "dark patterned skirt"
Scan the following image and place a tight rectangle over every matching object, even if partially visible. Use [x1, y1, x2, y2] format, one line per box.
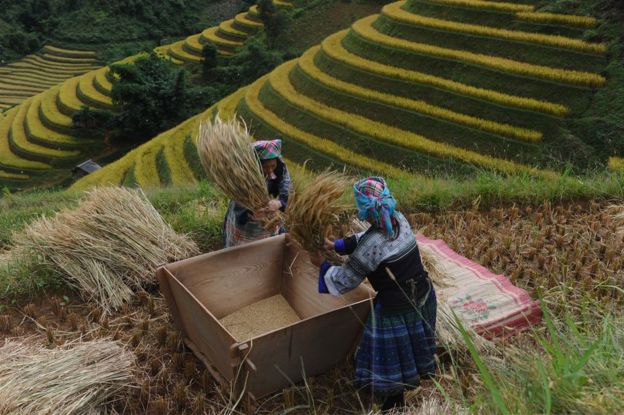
[354, 288, 437, 397]
[223, 201, 278, 248]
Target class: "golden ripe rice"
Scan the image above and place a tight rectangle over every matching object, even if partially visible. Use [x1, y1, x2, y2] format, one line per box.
[220, 294, 300, 341]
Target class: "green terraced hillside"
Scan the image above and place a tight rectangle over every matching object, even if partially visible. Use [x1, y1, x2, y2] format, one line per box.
[0, 45, 99, 111]
[0, 0, 292, 191]
[156, 0, 293, 63]
[73, 0, 615, 192]
[234, 0, 608, 176]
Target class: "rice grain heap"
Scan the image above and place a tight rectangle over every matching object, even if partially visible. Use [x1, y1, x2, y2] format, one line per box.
[13, 187, 198, 314]
[219, 294, 300, 341]
[0, 338, 135, 415]
[285, 170, 351, 254]
[196, 114, 270, 213]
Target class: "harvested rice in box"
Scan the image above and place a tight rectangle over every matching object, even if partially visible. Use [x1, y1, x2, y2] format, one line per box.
[220, 294, 300, 341]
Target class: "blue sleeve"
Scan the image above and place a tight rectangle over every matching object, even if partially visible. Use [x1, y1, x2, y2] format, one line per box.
[334, 235, 358, 255]
[334, 239, 347, 255]
[318, 261, 331, 294]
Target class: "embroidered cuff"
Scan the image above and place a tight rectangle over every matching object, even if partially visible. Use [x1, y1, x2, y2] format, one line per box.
[318, 261, 331, 294]
[334, 239, 347, 255]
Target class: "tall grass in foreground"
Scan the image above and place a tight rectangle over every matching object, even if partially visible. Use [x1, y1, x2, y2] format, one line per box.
[459, 305, 624, 414]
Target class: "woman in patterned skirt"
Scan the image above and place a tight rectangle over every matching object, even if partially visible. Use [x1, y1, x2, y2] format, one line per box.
[310, 177, 437, 411]
[223, 139, 291, 247]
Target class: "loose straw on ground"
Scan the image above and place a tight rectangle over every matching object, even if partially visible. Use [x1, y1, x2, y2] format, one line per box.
[12, 187, 198, 314]
[196, 114, 270, 213]
[286, 170, 351, 254]
[0, 338, 135, 415]
[608, 204, 624, 237]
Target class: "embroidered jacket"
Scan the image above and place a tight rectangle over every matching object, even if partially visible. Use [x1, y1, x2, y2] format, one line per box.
[319, 212, 429, 312]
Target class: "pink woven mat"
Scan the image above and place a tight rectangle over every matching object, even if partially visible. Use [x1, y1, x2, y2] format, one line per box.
[417, 234, 541, 339]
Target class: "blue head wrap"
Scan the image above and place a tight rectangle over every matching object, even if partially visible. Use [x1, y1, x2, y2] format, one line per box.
[353, 177, 396, 238]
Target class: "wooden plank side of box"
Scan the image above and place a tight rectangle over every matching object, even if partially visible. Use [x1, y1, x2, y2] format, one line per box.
[243, 299, 371, 398]
[282, 244, 374, 319]
[164, 235, 286, 318]
[161, 268, 237, 381]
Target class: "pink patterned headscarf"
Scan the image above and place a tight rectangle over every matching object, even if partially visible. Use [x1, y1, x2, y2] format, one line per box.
[253, 139, 282, 160]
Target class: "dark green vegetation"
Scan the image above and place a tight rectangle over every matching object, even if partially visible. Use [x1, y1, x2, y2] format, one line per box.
[285, 0, 385, 51]
[0, 0, 245, 63]
[73, 53, 215, 142]
[73, 40, 285, 143]
[547, 0, 624, 163]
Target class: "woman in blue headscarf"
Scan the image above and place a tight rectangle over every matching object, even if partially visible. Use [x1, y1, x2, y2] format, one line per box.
[310, 177, 437, 411]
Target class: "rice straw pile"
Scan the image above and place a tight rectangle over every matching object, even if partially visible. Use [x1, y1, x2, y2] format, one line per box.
[12, 187, 198, 314]
[0, 338, 135, 414]
[286, 170, 351, 253]
[196, 114, 270, 213]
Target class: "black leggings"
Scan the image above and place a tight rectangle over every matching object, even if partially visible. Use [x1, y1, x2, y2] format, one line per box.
[382, 393, 405, 411]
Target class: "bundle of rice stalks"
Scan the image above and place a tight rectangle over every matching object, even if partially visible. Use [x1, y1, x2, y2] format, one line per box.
[13, 187, 198, 314]
[0, 338, 135, 414]
[196, 114, 270, 213]
[285, 170, 351, 253]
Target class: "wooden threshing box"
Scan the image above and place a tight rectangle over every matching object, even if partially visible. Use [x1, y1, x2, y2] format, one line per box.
[157, 234, 373, 402]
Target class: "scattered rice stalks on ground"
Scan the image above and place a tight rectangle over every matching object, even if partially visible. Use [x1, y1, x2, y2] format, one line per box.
[435, 300, 495, 355]
[196, 114, 270, 213]
[371, 396, 466, 415]
[286, 170, 351, 254]
[12, 187, 198, 314]
[0, 338, 136, 415]
[607, 204, 624, 237]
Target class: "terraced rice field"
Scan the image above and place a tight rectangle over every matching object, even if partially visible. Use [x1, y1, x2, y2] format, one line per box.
[164, 0, 293, 63]
[0, 45, 99, 111]
[0, 67, 105, 189]
[0, 1, 295, 191]
[232, 0, 608, 176]
[73, 0, 612, 191]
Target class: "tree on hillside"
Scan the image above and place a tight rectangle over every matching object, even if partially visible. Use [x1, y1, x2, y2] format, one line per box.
[257, 0, 275, 22]
[212, 38, 283, 85]
[109, 53, 208, 140]
[201, 42, 219, 79]
[256, 0, 291, 47]
[73, 53, 216, 143]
